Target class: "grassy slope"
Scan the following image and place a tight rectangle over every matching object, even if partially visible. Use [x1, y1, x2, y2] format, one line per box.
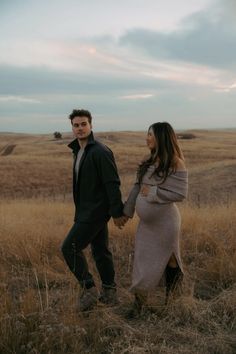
[0, 130, 236, 353]
[0, 130, 236, 203]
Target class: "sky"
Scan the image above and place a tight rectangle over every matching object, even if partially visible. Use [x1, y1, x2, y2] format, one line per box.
[0, 0, 236, 133]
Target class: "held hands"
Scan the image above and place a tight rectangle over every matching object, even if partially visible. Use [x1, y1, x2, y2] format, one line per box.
[113, 215, 129, 229]
[140, 184, 150, 197]
[113, 186, 151, 230]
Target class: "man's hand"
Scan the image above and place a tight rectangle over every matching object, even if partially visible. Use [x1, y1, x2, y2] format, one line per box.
[113, 216, 129, 229]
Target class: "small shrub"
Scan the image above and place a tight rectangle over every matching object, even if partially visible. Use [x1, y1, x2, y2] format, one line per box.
[177, 133, 196, 139]
[53, 132, 62, 139]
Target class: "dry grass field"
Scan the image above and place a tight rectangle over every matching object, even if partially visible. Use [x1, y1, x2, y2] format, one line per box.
[0, 129, 236, 353]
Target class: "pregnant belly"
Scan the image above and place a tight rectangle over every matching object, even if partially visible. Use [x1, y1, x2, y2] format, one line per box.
[136, 194, 161, 223]
[136, 194, 179, 225]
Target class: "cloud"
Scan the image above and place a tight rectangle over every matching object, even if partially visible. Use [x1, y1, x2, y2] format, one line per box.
[0, 0, 214, 41]
[221, 0, 236, 20]
[1, 34, 232, 99]
[0, 95, 40, 103]
[0, 0, 235, 132]
[119, 94, 154, 100]
[214, 82, 236, 93]
[0, 63, 170, 96]
[119, 6, 236, 69]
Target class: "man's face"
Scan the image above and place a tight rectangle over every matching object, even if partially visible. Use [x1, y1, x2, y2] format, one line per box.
[72, 116, 92, 141]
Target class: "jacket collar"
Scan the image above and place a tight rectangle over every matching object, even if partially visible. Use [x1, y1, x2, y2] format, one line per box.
[68, 131, 95, 153]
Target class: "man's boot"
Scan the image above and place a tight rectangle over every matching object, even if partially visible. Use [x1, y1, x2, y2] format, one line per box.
[99, 286, 119, 306]
[78, 286, 99, 311]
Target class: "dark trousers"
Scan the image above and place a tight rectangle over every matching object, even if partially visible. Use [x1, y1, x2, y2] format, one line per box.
[61, 221, 116, 289]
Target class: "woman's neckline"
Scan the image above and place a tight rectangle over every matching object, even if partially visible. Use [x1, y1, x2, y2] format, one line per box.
[148, 164, 187, 172]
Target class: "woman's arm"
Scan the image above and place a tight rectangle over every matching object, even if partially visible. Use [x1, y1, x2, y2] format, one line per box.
[144, 167, 188, 204]
[146, 185, 187, 204]
[123, 183, 140, 218]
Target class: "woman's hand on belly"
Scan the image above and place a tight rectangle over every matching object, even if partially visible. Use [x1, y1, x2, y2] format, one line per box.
[140, 184, 150, 197]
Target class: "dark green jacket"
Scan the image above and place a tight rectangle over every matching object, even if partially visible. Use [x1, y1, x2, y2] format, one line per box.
[68, 132, 124, 222]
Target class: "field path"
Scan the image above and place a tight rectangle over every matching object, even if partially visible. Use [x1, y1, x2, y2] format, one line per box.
[1, 144, 16, 156]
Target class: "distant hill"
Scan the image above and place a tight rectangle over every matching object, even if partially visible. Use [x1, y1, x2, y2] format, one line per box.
[0, 129, 235, 204]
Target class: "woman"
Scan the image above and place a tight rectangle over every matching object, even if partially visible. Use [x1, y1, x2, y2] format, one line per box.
[123, 122, 188, 314]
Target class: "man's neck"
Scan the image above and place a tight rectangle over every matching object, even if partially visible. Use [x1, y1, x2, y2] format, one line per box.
[78, 138, 88, 149]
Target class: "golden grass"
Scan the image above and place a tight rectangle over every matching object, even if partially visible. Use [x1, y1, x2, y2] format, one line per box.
[0, 129, 235, 202]
[0, 200, 235, 353]
[0, 129, 236, 353]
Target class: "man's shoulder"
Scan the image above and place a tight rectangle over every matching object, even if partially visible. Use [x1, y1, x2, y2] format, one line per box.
[91, 140, 113, 156]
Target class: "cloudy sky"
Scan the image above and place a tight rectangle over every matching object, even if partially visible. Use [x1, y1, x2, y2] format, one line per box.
[0, 0, 236, 133]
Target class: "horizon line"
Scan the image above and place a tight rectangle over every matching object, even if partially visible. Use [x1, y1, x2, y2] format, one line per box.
[0, 127, 236, 135]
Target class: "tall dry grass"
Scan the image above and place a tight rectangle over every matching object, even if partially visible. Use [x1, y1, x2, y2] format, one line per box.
[0, 200, 235, 353]
[0, 129, 235, 353]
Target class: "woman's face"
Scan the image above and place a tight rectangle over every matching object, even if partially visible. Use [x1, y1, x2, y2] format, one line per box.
[146, 127, 157, 150]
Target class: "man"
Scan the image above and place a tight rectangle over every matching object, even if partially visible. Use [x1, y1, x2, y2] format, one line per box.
[61, 109, 126, 311]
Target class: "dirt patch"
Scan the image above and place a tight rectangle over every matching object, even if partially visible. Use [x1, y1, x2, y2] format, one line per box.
[1, 144, 16, 156]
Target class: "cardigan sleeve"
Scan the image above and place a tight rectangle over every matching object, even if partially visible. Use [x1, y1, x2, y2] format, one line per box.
[146, 185, 187, 204]
[123, 183, 140, 218]
[146, 171, 188, 204]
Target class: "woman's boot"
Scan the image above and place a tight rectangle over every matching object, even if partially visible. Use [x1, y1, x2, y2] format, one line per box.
[128, 290, 148, 318]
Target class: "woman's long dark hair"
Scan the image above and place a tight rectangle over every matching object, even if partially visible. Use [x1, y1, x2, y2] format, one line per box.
[137, 122, 184, 183]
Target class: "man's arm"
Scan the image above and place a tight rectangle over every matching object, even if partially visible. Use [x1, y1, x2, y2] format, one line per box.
[95, 147, 124, 218]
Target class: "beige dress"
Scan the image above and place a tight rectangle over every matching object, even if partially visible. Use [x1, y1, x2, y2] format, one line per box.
[124, 165, 188, 292]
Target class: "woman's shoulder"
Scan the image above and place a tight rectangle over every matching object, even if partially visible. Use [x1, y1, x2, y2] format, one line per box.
[140, 154, 150, 163]
[175, 157, 187, 171]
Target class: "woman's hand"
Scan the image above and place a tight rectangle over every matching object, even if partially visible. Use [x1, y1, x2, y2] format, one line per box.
[140, 184, 150, 197]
